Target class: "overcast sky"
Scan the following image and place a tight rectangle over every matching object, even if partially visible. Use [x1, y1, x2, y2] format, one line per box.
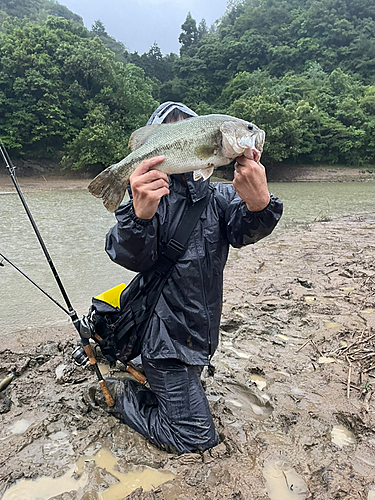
[61, 0, 229, 54]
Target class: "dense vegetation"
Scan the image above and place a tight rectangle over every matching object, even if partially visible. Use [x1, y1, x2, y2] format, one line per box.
[0, 0, 375, 169]
[0, 0, 82, 24]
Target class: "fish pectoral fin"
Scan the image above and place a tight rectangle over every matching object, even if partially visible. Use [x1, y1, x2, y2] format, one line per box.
[128, 124, 161, 151]
[195, 145, 217, 160]
[193, 167, 214, 182]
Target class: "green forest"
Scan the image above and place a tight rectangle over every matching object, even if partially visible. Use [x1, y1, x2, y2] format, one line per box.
[1, 0, 375, 169]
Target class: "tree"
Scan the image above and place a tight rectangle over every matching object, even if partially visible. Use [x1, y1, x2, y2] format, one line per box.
[91, 19, 107, 36]
[197, 19, 208, 40]
[0, 0, 83, 23]
[229, 95, 302, 164]
[179, 12, 198, 55]
[0, 17, 157, 166]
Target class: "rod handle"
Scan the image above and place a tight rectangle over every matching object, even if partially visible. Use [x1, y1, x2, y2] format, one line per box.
[126, 365, 147, 385]
[83, 344, 97, 365]
[99, 379, 115, 407]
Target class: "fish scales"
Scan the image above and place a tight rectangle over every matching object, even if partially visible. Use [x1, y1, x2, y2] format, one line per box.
[88, 114, 265, 212]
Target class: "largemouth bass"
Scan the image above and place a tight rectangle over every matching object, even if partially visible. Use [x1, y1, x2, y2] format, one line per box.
[88, 114, 265, 212]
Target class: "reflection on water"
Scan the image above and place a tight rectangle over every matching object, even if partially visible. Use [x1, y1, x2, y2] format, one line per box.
[0, 181, 374, 334]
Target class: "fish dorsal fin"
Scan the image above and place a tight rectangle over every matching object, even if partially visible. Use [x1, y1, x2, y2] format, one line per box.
[128, 124, 161, 151]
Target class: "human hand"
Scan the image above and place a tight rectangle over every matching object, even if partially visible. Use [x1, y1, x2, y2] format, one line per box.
[232, 156, 270, 212]
[130, 156, 169, 219]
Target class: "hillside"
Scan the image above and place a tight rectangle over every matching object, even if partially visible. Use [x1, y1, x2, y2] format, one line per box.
[0, 0, 375, 170]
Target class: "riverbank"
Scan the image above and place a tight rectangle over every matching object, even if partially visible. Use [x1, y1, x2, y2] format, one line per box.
[267, 164, 375, 183]
[1, 215, 374, 499]
[0, 164, 374, 193]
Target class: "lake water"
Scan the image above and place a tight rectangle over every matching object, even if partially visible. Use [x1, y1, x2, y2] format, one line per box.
[0, 181, 374, 335]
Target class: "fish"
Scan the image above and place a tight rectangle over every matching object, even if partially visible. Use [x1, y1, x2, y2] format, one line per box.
[88, 114, 265, 212]
[0, 373, 14, 392]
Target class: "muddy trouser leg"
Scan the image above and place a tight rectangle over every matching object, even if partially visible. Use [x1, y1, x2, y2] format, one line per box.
[113, 357, 218, 454]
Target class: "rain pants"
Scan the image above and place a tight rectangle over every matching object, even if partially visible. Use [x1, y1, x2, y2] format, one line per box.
[105, 172, 283, 453]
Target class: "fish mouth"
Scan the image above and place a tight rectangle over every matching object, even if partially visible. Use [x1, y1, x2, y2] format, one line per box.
[238, 135, 255, 149]
[253, 131, 265, 155]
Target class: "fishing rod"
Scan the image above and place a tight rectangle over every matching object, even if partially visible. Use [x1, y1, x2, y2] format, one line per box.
[0, 250, 148, 386]
[0, 251, 70, 315]
[0, 139, 114, 406]
[0, 141, 77, 321]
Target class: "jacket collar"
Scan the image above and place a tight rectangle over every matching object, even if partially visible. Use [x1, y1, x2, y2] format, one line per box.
[170, 173, 210, 203]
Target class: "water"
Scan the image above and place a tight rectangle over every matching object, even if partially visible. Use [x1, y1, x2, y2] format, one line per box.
[267, 181, 375, 227]
[263, 458, 308, 499]
[0, 189, 135, 335]
[2, 447, 174, 500]
[0, 181, 374, 334]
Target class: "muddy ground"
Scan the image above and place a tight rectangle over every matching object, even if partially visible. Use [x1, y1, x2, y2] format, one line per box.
[0, 169, 375, 499]
[1, 213, 374, 500]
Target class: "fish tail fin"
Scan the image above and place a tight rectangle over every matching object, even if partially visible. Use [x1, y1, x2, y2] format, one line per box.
[88, 166, 128, 213]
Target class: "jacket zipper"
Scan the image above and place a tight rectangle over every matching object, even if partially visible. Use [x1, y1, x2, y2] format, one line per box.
[193, 230, 212, 357]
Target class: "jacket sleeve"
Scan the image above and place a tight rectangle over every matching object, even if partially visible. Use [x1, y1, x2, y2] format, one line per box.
[105, 201, 160, 272]
[214, 183, 283, 248]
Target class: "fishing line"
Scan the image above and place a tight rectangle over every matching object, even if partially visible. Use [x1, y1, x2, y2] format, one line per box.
[0, 251, 70, 316]
[0, 138, 78, 324]
[0, 140, 114, 406]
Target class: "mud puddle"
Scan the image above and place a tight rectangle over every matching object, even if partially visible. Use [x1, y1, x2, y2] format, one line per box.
[2, 446, 174, 500]
[1, 215, 375, 499]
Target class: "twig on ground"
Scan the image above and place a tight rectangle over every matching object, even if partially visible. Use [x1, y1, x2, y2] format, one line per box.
[335, 332, 375, 356]
[295, 339, 311, 353]
[346, 356, 352, 399]
[324, 268, 338, 276]
[311, 340, 323, 357]
[339, 381, 361, 391]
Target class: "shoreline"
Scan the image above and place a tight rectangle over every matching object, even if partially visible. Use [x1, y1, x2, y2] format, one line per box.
[0, 165, 374, 193]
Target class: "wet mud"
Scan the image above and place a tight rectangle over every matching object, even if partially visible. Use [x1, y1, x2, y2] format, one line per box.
[1, 215, 375, 499]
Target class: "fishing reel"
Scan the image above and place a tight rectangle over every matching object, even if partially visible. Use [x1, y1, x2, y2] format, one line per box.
[71, 316, 94, 367]
[71, 345, 90, 367]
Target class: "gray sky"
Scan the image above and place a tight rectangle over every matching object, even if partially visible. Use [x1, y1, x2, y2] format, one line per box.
[61, 0, 229, 54]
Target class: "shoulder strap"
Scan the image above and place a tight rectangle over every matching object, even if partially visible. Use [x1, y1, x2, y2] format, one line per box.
[154, 187, 213, 277]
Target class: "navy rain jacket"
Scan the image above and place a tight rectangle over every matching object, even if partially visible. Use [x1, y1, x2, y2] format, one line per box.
[105, 172, 283, 366]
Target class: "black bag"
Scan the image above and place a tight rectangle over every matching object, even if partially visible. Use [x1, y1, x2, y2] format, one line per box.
[87, 270, 171, 366]
[85, 190, 212, 367]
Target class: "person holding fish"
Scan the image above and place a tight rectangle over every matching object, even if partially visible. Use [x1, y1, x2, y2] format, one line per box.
[92, 102, 283, 454]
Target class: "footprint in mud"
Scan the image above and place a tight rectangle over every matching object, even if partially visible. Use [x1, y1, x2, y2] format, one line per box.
[224, 382, 273, 421]
[263, 458, 309, 499]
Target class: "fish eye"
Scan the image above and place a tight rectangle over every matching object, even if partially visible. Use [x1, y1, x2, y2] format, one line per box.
[248, 124, 253, 131]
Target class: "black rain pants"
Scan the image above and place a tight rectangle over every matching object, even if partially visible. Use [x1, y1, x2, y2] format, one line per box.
[112, 356, 218, 454]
